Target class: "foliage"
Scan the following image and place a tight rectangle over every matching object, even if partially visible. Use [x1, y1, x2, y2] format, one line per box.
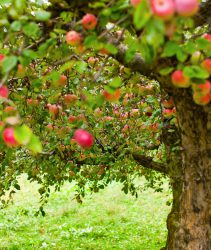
[0, 0, 209, 212]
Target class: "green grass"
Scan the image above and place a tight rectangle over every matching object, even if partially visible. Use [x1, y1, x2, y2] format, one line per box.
[0, 175, 171, 250]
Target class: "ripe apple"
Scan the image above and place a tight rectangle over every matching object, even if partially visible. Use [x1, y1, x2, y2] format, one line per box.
[0, 54, 5, 65]
[175, 0, 199, 17]
[73, 129, 94, 149]
[130, 0, 141, 7]
[201, 59, 211, 74]
[163, 108, 174, 118]
[171, 70, 190, 88]
[63, 94, 77, 105]
[27, 98, 39, 106]
[68, 115, 77, 123]
[58, 75, 67, 86]
[81, 14, 97, 30]
[151, 0, 175, 21]
[46, 124, 53, 131]
[0, 86, 9, 98]
[66, 31, 82, 46]
[192, 81, 211, 96]
[48, 104, 59, 115]
[3, 127, 18, 147]
[4, 106, 16, 113]
[103, 89, 121, 102]
[193, 92, 211, 106]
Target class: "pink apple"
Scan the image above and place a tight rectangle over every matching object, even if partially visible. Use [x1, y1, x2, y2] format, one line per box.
[201, 59, 211, 74]
[131, 0, 142, 7]
[81, 14, 97, 30]
[3, 127, 18, 147]
[175, 0, 199, 17]
[66, 31, 82, 46]
[151, 0, 175, 21]
[192, 80, 211, 96]
[171, 70, 190, 88]
[0, 86, 9, 98]
[193, 92, 211, 106]
[73, 129, 94, 149]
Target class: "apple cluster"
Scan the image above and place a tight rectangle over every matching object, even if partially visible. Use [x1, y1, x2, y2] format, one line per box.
[171, 34, 211, 106]
[66, 13, 97, 47]
[131, 0, 199, 19]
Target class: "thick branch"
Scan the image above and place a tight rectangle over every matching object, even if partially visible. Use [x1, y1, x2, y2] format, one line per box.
[103, 34, 153, 77]
[132, 153, 168, 174]
[194, 0, 211, 28]
[115, 44, 153, 77]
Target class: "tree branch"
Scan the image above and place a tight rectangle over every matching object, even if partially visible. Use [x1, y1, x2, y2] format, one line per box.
[132, 153, 168, 174]
[194, 0, 211, 28]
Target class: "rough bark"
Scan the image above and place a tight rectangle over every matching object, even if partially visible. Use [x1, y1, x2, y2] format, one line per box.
[163, 89, 211, 250]
[132, 153, 168, 174]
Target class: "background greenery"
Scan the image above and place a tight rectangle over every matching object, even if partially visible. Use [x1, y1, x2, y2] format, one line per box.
[0, 176, 171, 250]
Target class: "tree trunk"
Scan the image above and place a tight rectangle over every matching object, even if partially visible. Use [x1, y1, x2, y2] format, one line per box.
[164, 90, 211, 250]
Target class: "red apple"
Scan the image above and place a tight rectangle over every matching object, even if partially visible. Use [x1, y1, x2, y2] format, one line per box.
[0, 54, 5, 64]
[103, 89, 121, 102]
[81, 14, 97, 30]
[73, 129, 94, 149]
[201, 59, 211, 74]
[0, 86, 9, 98]
[192, 81, 211, 96]
[163, 108, 174, 118]
[46, 124, 53, 131]
[63, 94, 77, 105]
[175, 0, 199, 17]
[88, 57, 97, 65]
[48, 104, 59, 115]
[204, 33, 211, 44]
[171, 70, 190, 88]
[193, 92, 211, 106]
[151, 0, 175, 21]
[68, 115, 77, 123]
[131, 0, 142, 7]
[58, 75, 67, 86]
[3, 127, 18, 147]
[66, 31, 82, 46]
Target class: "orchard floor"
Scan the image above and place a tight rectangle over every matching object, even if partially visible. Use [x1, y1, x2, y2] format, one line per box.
[0, 175, 171, 250]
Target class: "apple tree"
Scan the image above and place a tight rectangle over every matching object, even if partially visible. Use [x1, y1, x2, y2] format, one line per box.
[0, 0, 211, 249]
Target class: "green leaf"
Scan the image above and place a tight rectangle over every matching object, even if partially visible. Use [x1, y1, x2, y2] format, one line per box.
[162, 41, 179, 57]
[34, 11, 51, 21]
[14, 0, 26, 13]
[109, 77, 122, 88]
[23, 22, 40, 39]
[159, 67, 174, 76]
[11, 20, 22, 31]
[14, 125, 32, 145]
[2, 56, 17, 73]
[133, 0, 151, 30]
[27, 134, 42, 154]
[183, 66, 209, 79]
[183, 41, 196, 54]
[23, 49, 38, 59]
[176, 49, 188, 62]
[196, 37, 211, 50]
[104, 43, 118, 54]
[75, 61, 87, 73]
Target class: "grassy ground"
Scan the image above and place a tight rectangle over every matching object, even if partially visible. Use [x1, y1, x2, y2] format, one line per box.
[0, 175, 171, 250]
